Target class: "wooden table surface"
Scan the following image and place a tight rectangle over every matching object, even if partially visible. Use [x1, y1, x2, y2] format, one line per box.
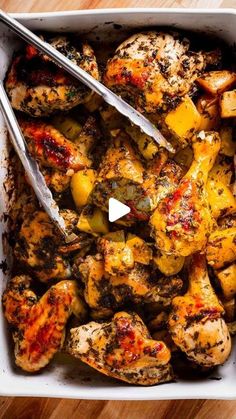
[1, 0, 236, 418]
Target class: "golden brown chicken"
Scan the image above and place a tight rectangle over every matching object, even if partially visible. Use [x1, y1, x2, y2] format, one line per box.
[150, 131, 221, 256]
[79, 253, 183, 315]
[104, 31, 220, 113]
[19, 118, 92, 172]
[2, 275, 87, 372]
[5, 36, 99, 116]
[67, 311, 173, 385]
[169, 253, 231, 367]
[92, 130, 182, 221]
[92, 130, 148, 220]
[14, 210, 91, 282]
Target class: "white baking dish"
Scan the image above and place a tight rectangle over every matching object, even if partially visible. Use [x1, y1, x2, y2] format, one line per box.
[0, 8, 235, 400]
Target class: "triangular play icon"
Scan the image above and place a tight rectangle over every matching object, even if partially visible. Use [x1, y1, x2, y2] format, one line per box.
[108, 198, 130, 222]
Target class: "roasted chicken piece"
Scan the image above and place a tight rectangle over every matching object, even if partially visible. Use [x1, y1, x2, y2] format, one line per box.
[104, 31, 220, 113]
[19, 118, 92, 172]
[150, 131, 221, 256]
[92, 130, 148, 220]
[14, 210, 90, 282]
[79, 254, 183, 314]
[14, 210, 70, 282]
[2, 275, 87, 372]
[144, 158, 184, 213]
[67, 311, 173, 385]
[169, 253, 231, 367]
[5, 36, 99, 116]
[92, 130, 179, 220]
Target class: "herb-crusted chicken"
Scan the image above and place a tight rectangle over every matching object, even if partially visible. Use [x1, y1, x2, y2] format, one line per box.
[104, 31, 220, 113]
[19, 118, 92, 171]
[67, 311, 173, 385]
[3, 26, 236, 386]
[5, 36, 99, 116]
[169, 253, 231, 367]
[150, 131, 221, 256]
[3, 275, 87, 372]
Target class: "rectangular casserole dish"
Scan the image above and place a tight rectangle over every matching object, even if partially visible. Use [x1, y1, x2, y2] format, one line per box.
[0, 8, 235, 400]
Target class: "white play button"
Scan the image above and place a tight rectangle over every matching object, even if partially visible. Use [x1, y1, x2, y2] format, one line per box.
[108, 198, 130, 222]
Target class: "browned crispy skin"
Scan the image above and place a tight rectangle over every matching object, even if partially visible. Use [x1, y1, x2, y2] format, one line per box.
[80, 254, 183, 314]
[150, 132, 221, 256]
[5, 37, 99, 117]
[169, 253, 231, 367]
[2, 275, 87, 372]
[104, 31, 220, 113]
[19, 118, 92, 172]
[67, 311, 173, 385]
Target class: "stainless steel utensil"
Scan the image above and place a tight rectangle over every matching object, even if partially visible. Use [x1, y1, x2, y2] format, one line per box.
[0, 8, 174, 153]
[0, 81, 76, 242]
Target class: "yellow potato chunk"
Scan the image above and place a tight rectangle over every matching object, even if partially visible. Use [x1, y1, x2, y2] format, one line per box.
[153, 253, 185, 276]
[77, 206, 109, 236]
[216, 264, 236, 300]
[126, 233, 152, 265]
[220, 90, 236, 118]
[99, 231, 134, 275]
[196, 95, 220, 131]
[71, 169, 97, 208]
[197, 71, 236, 95]
[165, 96, 201, 140]
[207, 179, 236, 219]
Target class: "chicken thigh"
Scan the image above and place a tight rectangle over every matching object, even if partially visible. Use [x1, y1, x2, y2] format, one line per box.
[104, 31, 220, 113]
[67, 311, 173, 385]
[5, 36, 99, 116]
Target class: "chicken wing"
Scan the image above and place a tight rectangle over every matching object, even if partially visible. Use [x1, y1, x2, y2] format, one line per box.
[67, 311, 172, 385]
[104, 31, 220, 113]
[150, 131, 221, 256]
[168, 253, 231, 367]
[19, 118, 92, 172]
[2, 275, 87, 372]
[5, 36, 99, 116]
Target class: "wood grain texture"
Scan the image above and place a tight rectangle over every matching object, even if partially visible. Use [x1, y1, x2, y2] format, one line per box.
[0, 0, 236, 417]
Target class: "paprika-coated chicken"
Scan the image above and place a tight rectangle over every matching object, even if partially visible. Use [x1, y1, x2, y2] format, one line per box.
[150, 131, 221, 256]
[19, 118, 92, 172]
[104, 31, 220, 113]
[2, 275, 87, 372]
[67, 311, 173, 385]
[168, 253, 231, 367]
[5, 36, 99, 116]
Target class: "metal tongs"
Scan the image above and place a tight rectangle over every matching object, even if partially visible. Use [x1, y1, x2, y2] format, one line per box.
[0, 9, 174, 241]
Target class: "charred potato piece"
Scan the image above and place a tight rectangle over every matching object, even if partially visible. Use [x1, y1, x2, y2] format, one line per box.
[197, 70, 236, 95]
